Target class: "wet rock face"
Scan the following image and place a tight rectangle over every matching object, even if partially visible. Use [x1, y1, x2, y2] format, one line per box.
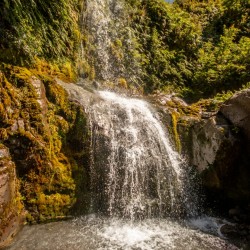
[173, 94, 250, 207]
[0, 66, 90, 229]
[191, 115, 235, 173]
[220, 223, 250, 248]
[217, 89, 250, 204]
[220, 89, 250, 140]
[0, 145, 23, 248]
[30, 76, 48, 117]
[181, 114, 244, 199]
[189, 113, 250, 205]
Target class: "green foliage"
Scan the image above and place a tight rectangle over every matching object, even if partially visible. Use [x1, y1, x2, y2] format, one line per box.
[193, 26, 250, 97]
[1, 0, 248, 100]
[221, 0, 250, 37]
[128, 0, 200, 93]
[0, 0, 82, 66]
[127, 0, 250, 100]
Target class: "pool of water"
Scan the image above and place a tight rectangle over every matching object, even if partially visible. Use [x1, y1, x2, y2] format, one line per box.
[5, 215, 239, 250]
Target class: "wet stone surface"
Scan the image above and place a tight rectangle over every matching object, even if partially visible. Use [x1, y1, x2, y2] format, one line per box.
[4, 216, 241, 250]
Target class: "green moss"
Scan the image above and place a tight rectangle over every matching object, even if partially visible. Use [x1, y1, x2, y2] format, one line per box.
[171, 112, 181, 153]
[0, 0, 83, 67]
[166, 99, 200, 117]
[33, 59, 77, 83]
[118, 78, 128, 89]
[111, 40, 124, 61]
[0, 64, 89, 223]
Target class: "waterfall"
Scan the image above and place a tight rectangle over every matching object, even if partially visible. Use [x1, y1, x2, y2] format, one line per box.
[64, 0, 198, 219]
[60, 81, 195, 219]
[81, 0, 142, 86]
[89, 91, 189, 219]
[2, 0, 242, 248]
[8, 83, 238, 250]
[78, 90, 192, 220]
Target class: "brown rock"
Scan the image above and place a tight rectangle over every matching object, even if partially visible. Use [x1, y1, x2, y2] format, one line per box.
[220, 224, 239, 238]
[0, 145, 24, 248]
[220, 89, 250, 139]
[0, 148, 9, 159]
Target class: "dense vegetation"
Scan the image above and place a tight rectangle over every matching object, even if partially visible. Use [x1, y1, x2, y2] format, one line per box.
[0, 0, 249, 100]
[0, 0, 83, 71]
[0, 0, 88, 224]
[127, 0, 250, 99]
[0, 0, 249, 225]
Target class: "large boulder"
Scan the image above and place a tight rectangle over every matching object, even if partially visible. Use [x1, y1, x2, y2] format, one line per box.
[178, 114, 242, 195]
[168, 90, 250, 208]
[191, 115, 235, 173]
[215, 89, 250, 205]
[220, 89, 250, 140]
[0, 145, 24, 248]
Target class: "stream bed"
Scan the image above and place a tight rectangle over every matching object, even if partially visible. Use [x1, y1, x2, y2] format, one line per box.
[6, 215, 239, 250]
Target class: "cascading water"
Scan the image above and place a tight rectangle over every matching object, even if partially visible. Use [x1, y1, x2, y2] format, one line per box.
[4, 0, 241, 248]
[78, 0, 197, 220]
[56, 82, 196, 220]
[81, 0, 142, 85]
[6, 85, 239, 250]
[89, 91, 187, 219]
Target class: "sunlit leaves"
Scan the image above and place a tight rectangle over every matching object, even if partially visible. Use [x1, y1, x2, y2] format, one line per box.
[194, 26, 250, 96]
[0, 0, 82, 65]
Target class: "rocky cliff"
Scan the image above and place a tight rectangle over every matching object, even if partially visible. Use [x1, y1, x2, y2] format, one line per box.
[0, 65, 90, 247]
[0, 145, 23, 248]
[168, 90, 250, 211]
[1, 0, 250, 247]
[151, 89, 250, 213]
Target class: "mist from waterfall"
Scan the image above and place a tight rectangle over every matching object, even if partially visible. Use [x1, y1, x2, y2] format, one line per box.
[6, 84, 238, 250]
[89, 91, 195, 219]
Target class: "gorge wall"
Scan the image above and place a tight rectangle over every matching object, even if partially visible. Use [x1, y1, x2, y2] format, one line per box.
[173, 90, 250, 211]
[151, 89, 250, 212]
[0, 66, 90, 247]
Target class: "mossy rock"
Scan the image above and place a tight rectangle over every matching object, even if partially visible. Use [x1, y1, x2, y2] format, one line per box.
[0, 64, 90, 223]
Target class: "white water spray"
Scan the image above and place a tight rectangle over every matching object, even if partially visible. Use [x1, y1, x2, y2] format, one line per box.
[8, 83, 238, 250]
[81, 0, 142, 85]
[89, 91, 187, 219]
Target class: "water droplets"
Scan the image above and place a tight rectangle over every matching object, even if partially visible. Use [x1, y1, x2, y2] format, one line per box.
[89, 91, 186, 219]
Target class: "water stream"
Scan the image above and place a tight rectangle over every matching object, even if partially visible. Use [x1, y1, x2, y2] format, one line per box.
[5, 215, 237, 250]
[5, 86, 239, 250]
[3, 0, 241, 248]
[89, 91, 187, 219]
[81, 0, 142, 85]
